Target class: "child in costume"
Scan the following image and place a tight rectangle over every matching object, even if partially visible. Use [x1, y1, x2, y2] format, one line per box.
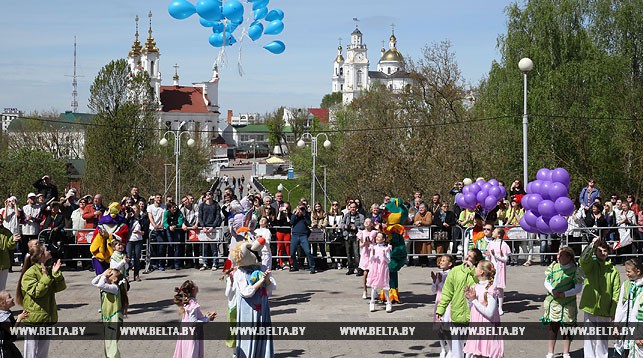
[91, 268, 129, 358]
[0, 290, 28, 357]
[90, 202, 128, 275]
[223, 259, 237, 353]
[173, 280, 217, 358]
[380, 198, 408, 304]
[436, 248, 482, 358]
[109, 240, 129, 280]
[432, 255, 454, 358]
[357, 218, 376, 299]
[579, 237, 620, 357]
[367, 232, 392, 313]
[542, 246, 583, 358]
[463, 260, 504, 358]
[614, 258, 643, 356]
[230, 237, 276, 358]
[486, 228, 511, 315]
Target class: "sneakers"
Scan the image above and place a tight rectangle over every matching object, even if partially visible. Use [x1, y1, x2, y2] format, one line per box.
[439, 350, 446, 358]
[562, 354, 571, 358]
[499, 309, 504, 316]
[362, 291, 368, 299]
[545, 353, 554, 358]
[211, 266, 219, 271]
[369, 303, 375, 312]
[199, 266, 208, 271]
[386, 303, 392, 313]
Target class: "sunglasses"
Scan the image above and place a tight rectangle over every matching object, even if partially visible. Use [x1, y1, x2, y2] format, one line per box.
[483, 228, 493, 231]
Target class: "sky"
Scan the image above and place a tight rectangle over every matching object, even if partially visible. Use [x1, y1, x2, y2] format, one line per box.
[0, 0, 516, 116]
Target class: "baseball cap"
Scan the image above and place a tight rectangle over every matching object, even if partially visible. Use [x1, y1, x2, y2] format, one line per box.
[27, 193, 37, 199]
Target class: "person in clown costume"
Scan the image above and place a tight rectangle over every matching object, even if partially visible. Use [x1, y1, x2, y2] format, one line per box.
[379, 197, 408, 304]
[90, 202, 128, 275]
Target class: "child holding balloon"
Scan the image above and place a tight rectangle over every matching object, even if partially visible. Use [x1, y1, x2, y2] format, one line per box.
[486, 228, 511, 315]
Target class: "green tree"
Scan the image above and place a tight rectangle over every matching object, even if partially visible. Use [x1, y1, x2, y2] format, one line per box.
[84, 59, 157, 201]
[0, 148, 66, 201]
[265, 107, 287, 154]
[320, 92, 342, 109]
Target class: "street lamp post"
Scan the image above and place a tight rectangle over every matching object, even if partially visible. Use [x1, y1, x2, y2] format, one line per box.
[297, 132, 331, 206]
[160, 121, 196, 203]
[250, 139, 257, 177]
[519, 57, 534, 186]
[277, 183, 301, 202]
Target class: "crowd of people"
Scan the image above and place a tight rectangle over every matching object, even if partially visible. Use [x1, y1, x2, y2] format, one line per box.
[0, 174, 642, 357]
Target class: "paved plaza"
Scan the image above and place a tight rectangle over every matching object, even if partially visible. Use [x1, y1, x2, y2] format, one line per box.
[7, 261, 626, 357]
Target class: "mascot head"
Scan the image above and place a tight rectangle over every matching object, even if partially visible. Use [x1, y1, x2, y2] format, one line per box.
[383, 197, 408, 225]
[108, 202, 121, 219]
[230, 236, 266, 267]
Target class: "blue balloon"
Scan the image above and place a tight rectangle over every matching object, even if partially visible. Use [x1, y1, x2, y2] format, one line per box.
[226, 21, 238, 33]
[264, 20, 284, 35]
[212, 21, 225, 33]
[222, 0, 244, 22]
[252, 0, 269, 10]
[168, 0, 197, 20]
[196, 0, 222, 21]
[254, 7, 268, 21]
[232, 17, 244, 25]
[200, 18, 216, 27]
[248, 22, 264, 41]
[265, 9, 284, 21]
[263, 40, 285, 54]
[224, 33, 237, 46]
[209, 32, 224, 47]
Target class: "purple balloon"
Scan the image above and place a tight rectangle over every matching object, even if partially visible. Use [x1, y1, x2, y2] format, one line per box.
[462, 185, 471, 195]
[520, 216, 536, 233]
[488, 179, 499, 186]
[537, 200, 557, 220]
[525, 182, 533, 194]
[499, 186, 507, 198]
[476, 191, 487, 203]
[524, 210, 539, 227]
[484, 196, 497, 210]
[463, 193, 476, 206]
[521, 195, 532, 211]
[540, 181, 552, 200]
[456, 194, 466, 208]
[488, 186, 501, 199]
[536, 217, 551, 234]
[549, 182, 569, 200]
[531, 180, 544, 195]
[468, 184, 480, 195]
[476, 179, 485, 186]
[536, 168, 552, 181]
[526, 194, 544, 211]
[549, 215, 568, 233]
[551, 167, 571, 186]
[482, 183, 492, 191]
[554, 197, 575, 216]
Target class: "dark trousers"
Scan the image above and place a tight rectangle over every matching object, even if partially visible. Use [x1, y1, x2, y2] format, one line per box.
[150, 229, 167, 268]
[165, 229, 184, 269]
[344, 236, 360, 270]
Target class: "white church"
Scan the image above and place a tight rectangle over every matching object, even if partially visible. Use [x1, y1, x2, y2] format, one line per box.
[332, 27, 413, 104]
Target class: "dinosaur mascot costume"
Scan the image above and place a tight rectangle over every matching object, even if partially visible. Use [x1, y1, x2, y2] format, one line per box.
[380, 197, 408, 304]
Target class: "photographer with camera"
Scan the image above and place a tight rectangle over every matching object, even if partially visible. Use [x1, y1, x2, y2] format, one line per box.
[290, 202, 316, 274]
[341, 202, 365, 275]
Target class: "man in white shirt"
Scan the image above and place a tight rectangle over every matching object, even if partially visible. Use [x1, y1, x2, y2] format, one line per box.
[148, 194, 167, 271]
[21, 193, 41, 262]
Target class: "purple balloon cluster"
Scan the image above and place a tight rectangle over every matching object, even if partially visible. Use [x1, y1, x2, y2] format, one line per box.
[519, 168, 574, 234]
[456, 178, 506, 212]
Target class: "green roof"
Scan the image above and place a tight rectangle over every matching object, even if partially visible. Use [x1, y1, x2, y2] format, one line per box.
[235, 124, 292, 133]
[7, 112, 94, 131]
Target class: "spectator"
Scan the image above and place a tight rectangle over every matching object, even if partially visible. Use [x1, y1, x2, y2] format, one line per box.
[584, 202, 608, 239]
[429, 194, 441, 215]
[413, 203, 433, 267]
[354, 199, 366, 216]
[0, 213, 19, 290]
[310, 202, 327, 259]
[83, 194, 106, 229]
[32, 175, 59, 203]
[61, 191, 79, 269]
[148, 194, 167, 271]
[509, 179, 526, 197]
[365, 204, 382, 230]
[448, 182, 464, 203]
[274, 202, 292, 270]
[327, 202, 345, 270]
[506, 199, 528, 266]
[341, 202, 365, 275]
[458, 207, 476, 254]
[0, 197, 21, 271]
[603, 202, 617, 242]
[163, 202, 184, 270]
[71, 198, 87, 236]
[433, 202, 457, 255]
[626, 194, 639, 216]
[290, 202, 315, 274]
[579, 178, 601, 211]
[616, 202, 637, 252]
[42, 202, 65, 260]
[129, 186, 145, 205]
[21, 193, 41, 261]
[165, 196, 174, 209]
[180, 195, 200, 269]
[198, 191, 223, 271]
[127, 204, 144, 281]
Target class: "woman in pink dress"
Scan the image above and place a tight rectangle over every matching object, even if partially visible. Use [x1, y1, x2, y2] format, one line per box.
[367, 232, 392, 313]
[173, 280, 217, 358]
[485, 228, 511, 315]
[464, 260, 504, 358]
[357, 218, 377, 299]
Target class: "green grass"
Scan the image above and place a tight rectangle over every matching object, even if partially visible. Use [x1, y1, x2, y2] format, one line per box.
[260, 178, 310, 204]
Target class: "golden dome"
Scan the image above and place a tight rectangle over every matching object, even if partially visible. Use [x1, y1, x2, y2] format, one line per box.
[335, 54, 345, 63]
[381, 49, 404, 62]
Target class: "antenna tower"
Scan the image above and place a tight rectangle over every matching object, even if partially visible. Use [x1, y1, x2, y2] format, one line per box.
[71, 36, 78, 112]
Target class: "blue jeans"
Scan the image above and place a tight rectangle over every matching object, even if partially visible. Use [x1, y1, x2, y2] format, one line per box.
[150, 229, 167, 268]
[203, 243, 221, 268]
[126, 240, 143, 276]
[165, 229, 184, 269]
[291, 233, 315, 271]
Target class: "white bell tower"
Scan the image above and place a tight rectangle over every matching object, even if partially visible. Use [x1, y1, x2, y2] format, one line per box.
[343, 26, 369, 104]
[141, 11, 161, 106]
[331, 38, 344, 93]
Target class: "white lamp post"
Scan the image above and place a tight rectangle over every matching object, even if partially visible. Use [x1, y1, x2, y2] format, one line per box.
[297, 132, 331, 206]
[160, 121, 196, 203]
[519, 57, 534, 186]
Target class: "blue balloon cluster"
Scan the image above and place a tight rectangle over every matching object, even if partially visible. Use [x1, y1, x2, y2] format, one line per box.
[456, 178, 506, 212]
[168, 0, 286, 54]
[520, 167, 573, 234]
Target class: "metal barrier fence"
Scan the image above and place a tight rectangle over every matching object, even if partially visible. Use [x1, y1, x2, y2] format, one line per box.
[30, 223, 643, 268]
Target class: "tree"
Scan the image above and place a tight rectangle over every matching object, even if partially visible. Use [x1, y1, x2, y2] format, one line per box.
[84, 59, 157, 201]
[0, 148, 67, 201]
[265, 107, 287, 154]
[320, 92, 342, 109]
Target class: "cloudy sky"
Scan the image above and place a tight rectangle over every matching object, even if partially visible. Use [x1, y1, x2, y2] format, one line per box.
[0, 0, 515, 115]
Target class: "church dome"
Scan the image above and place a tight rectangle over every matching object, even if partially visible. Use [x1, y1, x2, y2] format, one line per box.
[381, 49, 404, 63]
[335, 45, 344, 63]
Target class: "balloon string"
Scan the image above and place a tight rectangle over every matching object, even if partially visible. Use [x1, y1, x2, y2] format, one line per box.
[237, 27, 248, 77]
